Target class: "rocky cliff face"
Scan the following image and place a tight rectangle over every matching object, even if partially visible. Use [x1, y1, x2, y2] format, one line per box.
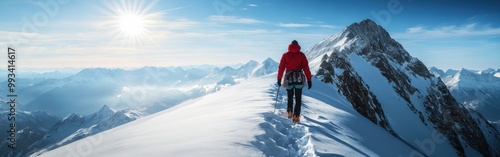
[309, 19, 499, 157]
[317, 51, 391, 131]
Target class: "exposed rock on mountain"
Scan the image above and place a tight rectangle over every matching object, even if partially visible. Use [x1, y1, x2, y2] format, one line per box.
[308, 19, 499, 157]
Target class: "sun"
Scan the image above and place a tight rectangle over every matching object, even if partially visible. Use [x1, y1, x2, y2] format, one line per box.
[118, 13, 145, 36]
[103, 0, 161, 47]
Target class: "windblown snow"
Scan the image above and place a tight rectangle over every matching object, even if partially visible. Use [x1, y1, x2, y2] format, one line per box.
[38, 75, 418, 157]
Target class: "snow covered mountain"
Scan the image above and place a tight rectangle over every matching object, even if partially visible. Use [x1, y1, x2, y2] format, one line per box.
[429, 67, 500, 130]
[0, 110, 60, 157]
[39, 75, 421, 157]
[308, 19, 499, 157]
[0, 105, 144, 157]
[251, 57, 279, 77]
[26, 105, 145, 156]
[18, 58, 277, 117]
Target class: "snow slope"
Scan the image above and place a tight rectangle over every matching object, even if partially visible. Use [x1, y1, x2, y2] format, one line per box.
[38, 75, 418, 157]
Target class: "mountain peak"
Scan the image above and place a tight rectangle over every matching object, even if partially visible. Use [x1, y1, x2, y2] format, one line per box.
[429, 66, 440, 71]
[75, 68, 123, 78]
[350, 19, 379, 29]
[345, 19, 392, 42]
[262, 57, 275, 64]
[306, 19, 410, 65]
[243, 60, 259, 67]
[458, 68, 474, 76]
[94, 105, 116, 118]
[482, 68, 496, 75]
[98, 105, 115, 114]
[250, 58, 278, 77]
[429, 67, 445, 78]
[62, 113, 81, 122]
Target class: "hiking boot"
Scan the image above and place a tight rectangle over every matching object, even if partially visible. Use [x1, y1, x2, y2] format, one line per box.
[293, 115, 300, 122]
[287, 111, 293, 119]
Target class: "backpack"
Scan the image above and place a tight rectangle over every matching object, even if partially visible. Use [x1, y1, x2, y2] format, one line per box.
[283, 70, 306, 89]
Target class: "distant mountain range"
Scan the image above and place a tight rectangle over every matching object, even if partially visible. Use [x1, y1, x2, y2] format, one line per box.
[429, 67, 500, 130]
[0, 58, 278, 118]
[0, 58, 279, 157]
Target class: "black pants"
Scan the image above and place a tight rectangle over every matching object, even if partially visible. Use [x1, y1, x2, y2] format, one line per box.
[287, 87, 303, 116]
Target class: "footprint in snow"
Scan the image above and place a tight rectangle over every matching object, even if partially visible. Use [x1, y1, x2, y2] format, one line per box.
[252, 111, 316, 157]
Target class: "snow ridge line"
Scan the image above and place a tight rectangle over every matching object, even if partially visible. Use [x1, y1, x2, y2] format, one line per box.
[251, 88, 316, 157]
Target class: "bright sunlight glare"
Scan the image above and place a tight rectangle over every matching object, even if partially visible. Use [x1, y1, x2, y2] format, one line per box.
[119, 14, 144, 36]
[103, 0, 161, 47]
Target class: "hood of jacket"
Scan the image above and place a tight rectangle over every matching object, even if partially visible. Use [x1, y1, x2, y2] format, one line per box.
[288, 43, 301, 52]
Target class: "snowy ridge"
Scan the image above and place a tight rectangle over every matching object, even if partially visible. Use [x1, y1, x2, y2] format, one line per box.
[39, 75, 418, 157]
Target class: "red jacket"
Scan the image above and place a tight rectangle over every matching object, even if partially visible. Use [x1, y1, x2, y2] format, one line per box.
[278, 43, 312, 81]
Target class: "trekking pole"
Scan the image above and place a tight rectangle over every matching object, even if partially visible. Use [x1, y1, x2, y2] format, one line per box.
[274, 86, 280, 114]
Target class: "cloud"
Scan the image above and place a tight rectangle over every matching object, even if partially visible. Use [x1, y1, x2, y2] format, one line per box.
[318, 25, 337, 29]
[277, 23, 312, 28]
[395, 23, 500, 39]
[208, 15, 263, 24]
[277, 23, 338, 29]
[407, 26, 423, 33]
[241, 4, 258, 11]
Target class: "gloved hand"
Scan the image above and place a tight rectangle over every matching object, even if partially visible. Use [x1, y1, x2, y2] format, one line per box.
[308, 81, 312, 89]
[277, 79, 281, 86]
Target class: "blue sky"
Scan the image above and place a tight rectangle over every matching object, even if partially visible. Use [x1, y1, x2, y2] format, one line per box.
[1, 0, 499, 70]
